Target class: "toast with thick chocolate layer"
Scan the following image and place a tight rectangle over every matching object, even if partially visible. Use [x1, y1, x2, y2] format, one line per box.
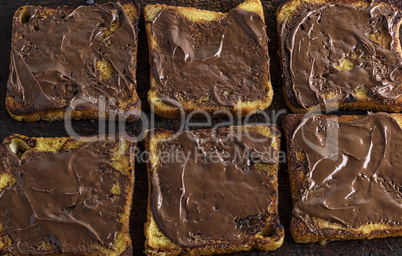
[7, 2, 140, 122]
[144, 125, 284, 255]
[283, 112, 402, 244]
[0, 135, 135, 255]
[277, 0, 402, 113]
[144, 0, 273, 119]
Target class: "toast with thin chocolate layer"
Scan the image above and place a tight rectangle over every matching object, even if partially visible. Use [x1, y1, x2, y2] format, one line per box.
[283, 113, 402, 244]
[144, 0, 273, 119]
[144, 125, 284, 255]
[277, 0, 402, 113]
[0, 135, 135, 255]
[7, 2, 140, 122]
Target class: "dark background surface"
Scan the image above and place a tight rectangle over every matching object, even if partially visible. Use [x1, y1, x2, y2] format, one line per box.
[0, 0, 401, 255]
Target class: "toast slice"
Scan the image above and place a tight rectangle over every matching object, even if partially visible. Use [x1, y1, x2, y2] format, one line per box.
[283, 112, 402, 244]
[277, 0, 402, 113]
[144, 0, 273, 119]
[0, 135, 135, 255]
[7, 2, 140, 122]
[144, 125, 284, 255]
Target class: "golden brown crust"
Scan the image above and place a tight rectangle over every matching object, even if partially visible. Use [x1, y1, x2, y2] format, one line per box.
[6, 93, 141, 122]
[283, 114, 402, 244]
[6, 2, 141, 122]
[0, 134, 135, 255]
[143, 125, 284, 255]
[277, 0, 402, 113]
[144, 0, 273, 119]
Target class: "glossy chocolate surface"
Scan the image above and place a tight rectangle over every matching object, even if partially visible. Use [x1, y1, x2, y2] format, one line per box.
[0, 140, 128, 254]
[151, 8, 270, 107]
[291, 112, 402, 228]
[7, 2, 137, 112]
[151, 128, 279, 247]
[284, 3, 402, 108]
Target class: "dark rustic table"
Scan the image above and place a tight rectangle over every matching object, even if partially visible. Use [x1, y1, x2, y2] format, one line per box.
[0, 0, 400, 255]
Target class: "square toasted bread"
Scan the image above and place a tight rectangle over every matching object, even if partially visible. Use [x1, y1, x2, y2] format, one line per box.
[6, 2, 140, 122]
[144, 125, 284, 255]
[144, 0, 273, 119]
[277, 0, 402, 113]
[283, 113, 402, 244]
[0, 135, 135, 255]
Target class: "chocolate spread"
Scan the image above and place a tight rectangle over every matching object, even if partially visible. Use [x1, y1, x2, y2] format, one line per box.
[151, 128, 279, 247]
[7, 2, 137, 112]
[291, 112, 402, 228]
[284, 3, 402, 109]
[0, 140, 128, 254]
[150, 8, 270, 106]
